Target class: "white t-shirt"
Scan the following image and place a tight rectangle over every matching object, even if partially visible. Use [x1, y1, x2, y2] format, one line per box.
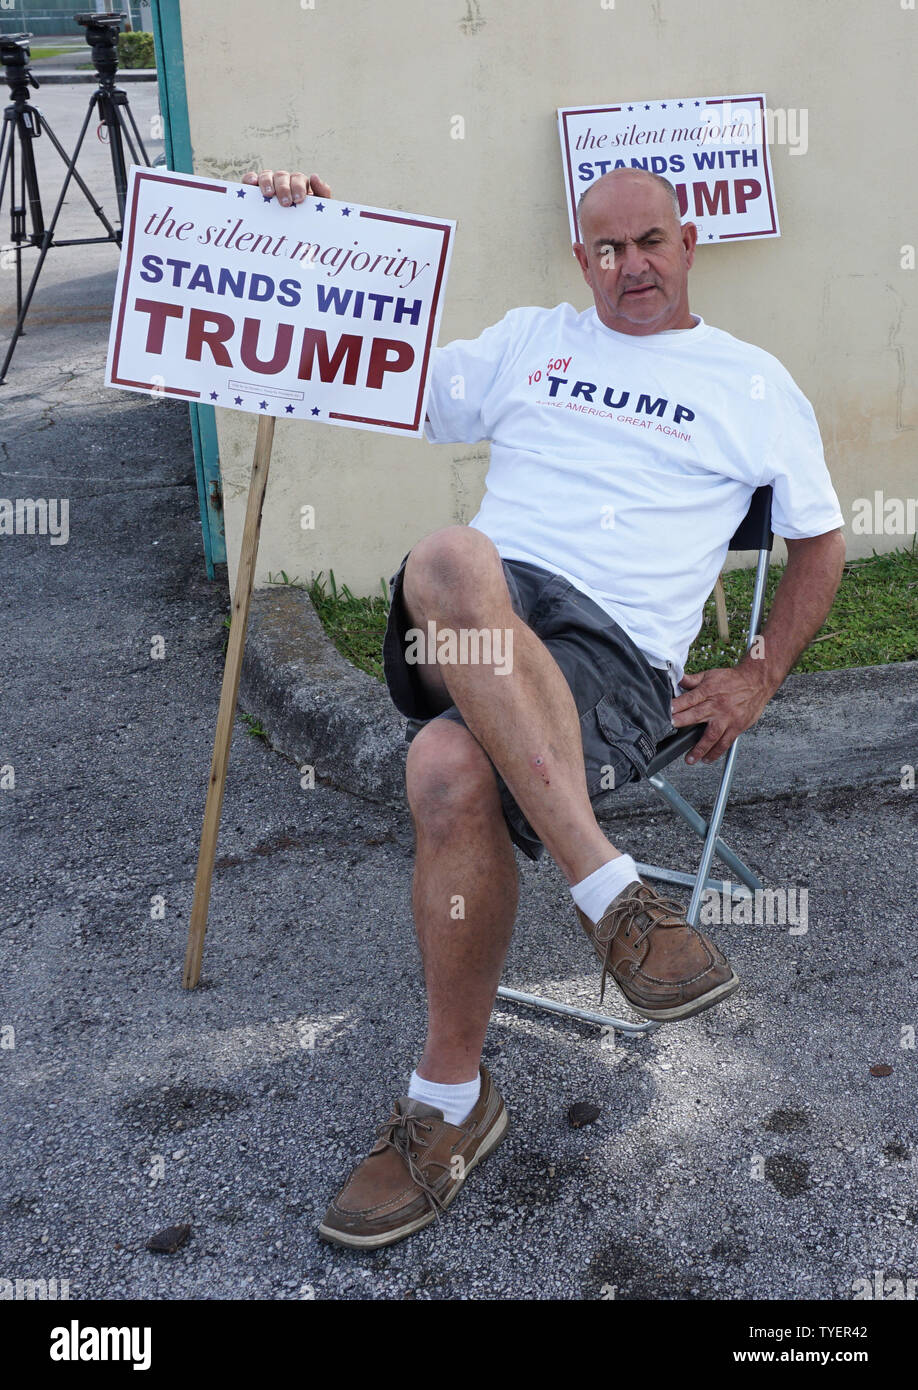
[424, 302, 844, 688]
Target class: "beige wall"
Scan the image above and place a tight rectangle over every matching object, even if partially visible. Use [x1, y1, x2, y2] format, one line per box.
[177, 0, 917, 595]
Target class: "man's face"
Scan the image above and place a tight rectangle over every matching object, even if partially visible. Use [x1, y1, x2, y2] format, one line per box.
[573, 174, 698, 336]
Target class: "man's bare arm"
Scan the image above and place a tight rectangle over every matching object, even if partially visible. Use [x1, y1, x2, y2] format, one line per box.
[671, 527, 846, 764]
[745, 529, 847, 695]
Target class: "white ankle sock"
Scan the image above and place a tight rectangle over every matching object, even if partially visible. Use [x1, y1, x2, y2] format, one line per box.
[407, 1070, 481, 1125]
[570, 854, 641, 925]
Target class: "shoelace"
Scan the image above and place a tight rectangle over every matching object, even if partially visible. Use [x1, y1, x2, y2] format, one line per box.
[593, 887, 688, 1002]
[375, 1109, 448, 1219]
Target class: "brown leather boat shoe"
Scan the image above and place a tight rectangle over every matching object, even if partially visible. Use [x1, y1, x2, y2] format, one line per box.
[318, 1064, 508, 1249]
[576, 878, 740, 1021]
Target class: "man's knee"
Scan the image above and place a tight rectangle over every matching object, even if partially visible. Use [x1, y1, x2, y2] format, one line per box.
[403, 525, 503, 619]
[405, 718, 500, 827]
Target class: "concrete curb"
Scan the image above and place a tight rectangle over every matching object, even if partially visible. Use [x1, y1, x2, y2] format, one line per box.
[239, 587, 407, 806]
[239, 585, 918, 818]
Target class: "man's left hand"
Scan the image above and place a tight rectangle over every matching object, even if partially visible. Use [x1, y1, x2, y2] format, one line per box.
[670, 664, 772, 764]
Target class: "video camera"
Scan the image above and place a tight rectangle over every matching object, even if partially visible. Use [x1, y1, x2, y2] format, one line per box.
[74, 11, 127, 78]
[0, 32, 32, 68]
[0, 33, 38, 97]
[74, 10, 127, 41]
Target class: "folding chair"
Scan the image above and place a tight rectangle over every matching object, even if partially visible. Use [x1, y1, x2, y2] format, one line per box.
[495, 484, 774, 1036]
[406, 483, 773, 1039]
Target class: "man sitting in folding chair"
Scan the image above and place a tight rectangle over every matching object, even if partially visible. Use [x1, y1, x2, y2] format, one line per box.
[250, 164, 846, 1249]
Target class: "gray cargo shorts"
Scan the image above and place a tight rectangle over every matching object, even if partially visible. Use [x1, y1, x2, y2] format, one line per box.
[382, 552, 676, 861]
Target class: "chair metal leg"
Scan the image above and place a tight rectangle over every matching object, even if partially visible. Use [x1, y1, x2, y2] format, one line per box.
[684, 546, 771, 927]
[636, 545, 772, 927]
[635, 860, 754, 897]
[645, 775, 762, 892]
[495, 985, 660, 1035]
[747, 546, 772, 641]
[493, 546, 772, 1032]
[685, 740, 743, 925]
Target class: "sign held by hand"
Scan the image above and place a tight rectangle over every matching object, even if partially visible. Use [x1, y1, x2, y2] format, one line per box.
[106, 166, 455, 436]
[101, 168, 457, 988]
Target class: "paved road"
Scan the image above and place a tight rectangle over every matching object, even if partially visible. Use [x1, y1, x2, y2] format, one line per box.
[1, 85, 916, 1303]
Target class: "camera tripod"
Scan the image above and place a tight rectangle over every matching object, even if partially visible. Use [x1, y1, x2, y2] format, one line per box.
[0, 13, 150, 384]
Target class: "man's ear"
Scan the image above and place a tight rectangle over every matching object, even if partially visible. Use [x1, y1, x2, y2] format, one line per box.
[572, 242, 592, 286]
[681, 221, 698, 270]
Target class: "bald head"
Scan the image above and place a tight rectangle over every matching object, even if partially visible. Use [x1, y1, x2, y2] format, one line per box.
[577, 168, 682, 229]
[571, 167, 697, 335]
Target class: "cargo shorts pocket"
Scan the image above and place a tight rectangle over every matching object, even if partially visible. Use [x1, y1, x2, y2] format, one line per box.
[581, 693, 658, 802]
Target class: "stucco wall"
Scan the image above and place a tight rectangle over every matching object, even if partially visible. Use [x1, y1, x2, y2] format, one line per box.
[176, 0, 917, 594]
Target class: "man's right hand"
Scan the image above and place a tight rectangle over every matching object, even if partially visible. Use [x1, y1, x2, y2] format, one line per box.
[242, 169, 333, 207]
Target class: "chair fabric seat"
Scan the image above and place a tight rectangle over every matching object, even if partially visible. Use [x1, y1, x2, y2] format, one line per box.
[645, 723, 706, 778]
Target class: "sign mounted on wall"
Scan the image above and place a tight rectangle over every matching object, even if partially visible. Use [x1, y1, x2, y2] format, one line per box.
[558, 95, 780, 246]
[106, 166, 455, 436]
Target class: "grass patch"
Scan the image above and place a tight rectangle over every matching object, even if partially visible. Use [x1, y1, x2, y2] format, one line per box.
[305, 541, 918, 683]
[307, 571, 389, 682]
[240, 712, 268, 742]
[30, 46, 76, 59]
[693, 539, 918, 673]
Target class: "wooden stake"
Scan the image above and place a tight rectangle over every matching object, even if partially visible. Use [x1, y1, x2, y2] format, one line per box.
[714, 573, 729, 642]
[183, 413, 276, 989]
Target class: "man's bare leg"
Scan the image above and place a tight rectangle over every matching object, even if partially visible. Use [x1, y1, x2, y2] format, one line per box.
[399, 525, 736, 1090]
[403, 526, 623, 886]
[317, 713, 515, 1247]
[406, 719, 518, 1083]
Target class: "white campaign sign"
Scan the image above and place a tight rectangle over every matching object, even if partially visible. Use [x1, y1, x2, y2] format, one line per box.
[558, 95, 780, 245]
[105, 166, 455, 436]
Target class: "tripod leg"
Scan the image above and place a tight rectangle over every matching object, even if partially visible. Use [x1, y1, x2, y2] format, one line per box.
[0, 102, 96, 382]
[32, 97, 119, 239]
[96, 92, 129, 228]
[17, 110, 46, 244]
[0, 86, 144, 381]
[0, 115, 11, 215]
[0, 118, 26, 322]
[121, 95, 151, 166]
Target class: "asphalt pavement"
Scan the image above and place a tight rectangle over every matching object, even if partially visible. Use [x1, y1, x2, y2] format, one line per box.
[1, 82, 916, 1303]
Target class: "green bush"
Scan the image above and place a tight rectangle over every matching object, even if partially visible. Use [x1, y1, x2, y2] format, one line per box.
[118, 31, 156, 69]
